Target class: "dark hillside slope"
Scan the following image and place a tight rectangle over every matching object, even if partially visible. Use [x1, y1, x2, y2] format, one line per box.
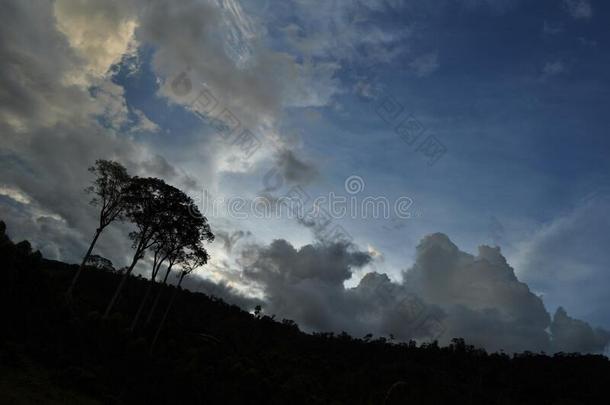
[1, 223, 609, 404]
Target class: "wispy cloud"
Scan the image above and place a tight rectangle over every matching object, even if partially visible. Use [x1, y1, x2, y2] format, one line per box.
[408, 52, 440, 78]
[563, 0, 593, 20]
[542, 60, 566, 77]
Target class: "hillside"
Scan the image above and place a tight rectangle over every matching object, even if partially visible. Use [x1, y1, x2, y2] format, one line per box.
[1, 223, 609, 404]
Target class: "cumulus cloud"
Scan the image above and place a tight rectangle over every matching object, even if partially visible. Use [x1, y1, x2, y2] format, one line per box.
[403, 234, 551, 352]
[53, 0, 138, 80]
[238, 233, 610, 353]
[551, 307, 610, 353]
[241, 239, 373, 332]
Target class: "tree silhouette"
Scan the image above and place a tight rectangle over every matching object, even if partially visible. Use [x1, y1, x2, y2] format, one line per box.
[130, 196, 212, 331]
[150, 243, 210, 352]
[103, 177, 177, 318]
[145, 201, 213, 325]
[66, 160, 130, 299]
[145, 249, 183, 326]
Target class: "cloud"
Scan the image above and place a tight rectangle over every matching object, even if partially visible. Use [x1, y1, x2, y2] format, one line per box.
[552, 307, 610, 353]
[563, 0, 592, 19]
[131, 109, 160, 133]
[274, 149, 319, 186]
[0, 0, 191, 269]
[408, 52, 440, 78]
[215, 229, 251, 253]
[403, 234, 552, 352]
[238, 233, 610, 353]
[241, 239, 374, 332]
[53, 0, 138, 80]
[542, 60, 566, 77]
[179, 271, 263, 311]
[542, 21, 563, 36]
[514, 190, 610, 330]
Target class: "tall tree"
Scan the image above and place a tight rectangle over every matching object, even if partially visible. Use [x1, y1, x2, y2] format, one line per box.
[150, 244, 209, 352]
[145, 249, 184, 326]
[145, 199, 212, 325]
[104, 177, 213, 319]
[130, 201, 208, 331]
[128, 242, 168, 331]
[103, 177, 177, 318]
[66, 160, 130, 299]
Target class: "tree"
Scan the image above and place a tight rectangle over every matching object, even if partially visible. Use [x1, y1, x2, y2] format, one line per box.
[104, 177, 213, 319]
[130, 198, 211, 331]
[145, 201, 213, 326]
[128, 242, 168, 331]
[150, 243, 210, 352]
[103, 177, 178, 318]
[66, 160, 130, 299]
[144, 249, 184, 326]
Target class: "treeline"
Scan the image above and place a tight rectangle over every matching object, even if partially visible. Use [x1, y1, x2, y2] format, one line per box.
[65, 160, 214, 350]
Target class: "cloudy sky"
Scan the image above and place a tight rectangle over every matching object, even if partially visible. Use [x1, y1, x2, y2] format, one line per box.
[1, 0, 609, 353]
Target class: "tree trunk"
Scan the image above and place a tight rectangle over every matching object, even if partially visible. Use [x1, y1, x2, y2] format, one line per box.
[145, 264, 173, 325]
[129, 262, 161, 331]
[150, 273, 184, 354]
[66, 227, 102, 299]
[103, 252, 140, 319]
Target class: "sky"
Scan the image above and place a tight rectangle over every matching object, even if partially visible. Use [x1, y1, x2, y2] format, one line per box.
[1, 0, 609, 353]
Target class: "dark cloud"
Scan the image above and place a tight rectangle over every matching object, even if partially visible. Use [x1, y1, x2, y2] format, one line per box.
[238, 233, 610, 353]
[215, 229, 251, 253]
[179, 272, 263, 311]
[241, 239, 372, 332]
[551, 307, 610, 353]
[275, 149, 319, 186]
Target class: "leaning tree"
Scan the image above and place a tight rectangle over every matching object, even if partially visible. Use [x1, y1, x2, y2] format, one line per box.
[150, 243, 210, 352]
[103, 177, 176, 318]
[66, 160, 130, 299]
[104, 177, 213, 319]
[130, 197, 211, 331]
[145, 199, 213, 326]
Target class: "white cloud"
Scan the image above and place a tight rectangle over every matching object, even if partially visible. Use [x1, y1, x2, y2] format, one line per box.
[131, 109, 160, 133]
[53, 0, 138, 80]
